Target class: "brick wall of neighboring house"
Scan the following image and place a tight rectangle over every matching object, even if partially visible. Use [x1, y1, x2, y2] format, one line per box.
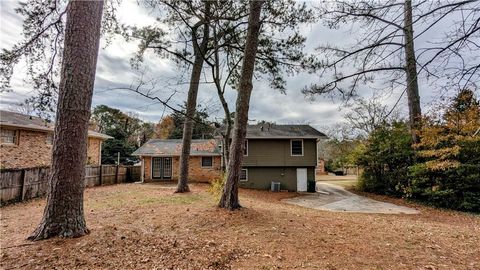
[142, 155, 221, 182]
[87, 138, 102, 165]
[316, 158, 327, 176]
[0, 128, 103, 169]
[0, 129, 52, 169]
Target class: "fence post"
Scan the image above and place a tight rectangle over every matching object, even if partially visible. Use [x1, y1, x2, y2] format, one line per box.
[99, 165, 103, 186]
[115, 165, 119, 184]
[20, 169, 26, 201]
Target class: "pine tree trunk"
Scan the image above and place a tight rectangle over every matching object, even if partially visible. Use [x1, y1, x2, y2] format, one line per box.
[218, 0, 264, 210]
[176, 1, 211, 193]
[404, 0, 422, 144]
[28, 0, 104, 241]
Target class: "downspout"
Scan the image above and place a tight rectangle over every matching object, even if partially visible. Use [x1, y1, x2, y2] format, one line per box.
[140, 156, 145, 183]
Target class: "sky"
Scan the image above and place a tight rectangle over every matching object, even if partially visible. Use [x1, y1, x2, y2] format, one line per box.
[0, 0, 476, 133]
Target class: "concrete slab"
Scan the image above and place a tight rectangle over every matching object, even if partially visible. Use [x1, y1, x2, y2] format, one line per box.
[284, 182, 420, 214]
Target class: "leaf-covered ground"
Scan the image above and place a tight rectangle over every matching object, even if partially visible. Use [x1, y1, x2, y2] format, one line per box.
[1, 183, 479, 269]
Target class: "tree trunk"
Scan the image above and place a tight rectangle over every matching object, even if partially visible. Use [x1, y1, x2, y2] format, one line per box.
[28, 0, 104, 241]
[218, 0, 264, 210]
[216, 85, 232, 171]
[176, 1, 211, 193]
[211, 26, 232, 171]
[404, 0, 422, 144]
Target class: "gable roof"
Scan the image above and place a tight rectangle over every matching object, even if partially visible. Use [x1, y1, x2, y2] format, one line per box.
[246, 124, 327, 139]
[0, 110, 112, 140]
[132, 139, 220, 156]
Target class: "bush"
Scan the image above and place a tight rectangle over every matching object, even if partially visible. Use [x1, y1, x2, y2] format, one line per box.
[207, 173, 226, 200]
[409, 140, 480, 212]
[356, 121, 414, 196]
[356, 89, 480, 212]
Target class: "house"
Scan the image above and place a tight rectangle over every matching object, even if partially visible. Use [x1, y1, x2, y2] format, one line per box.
[132, 139, 222, 182]
[0, 110, 111, 169]
[133, 123, 327, 191]
[239, 124, 327, 191]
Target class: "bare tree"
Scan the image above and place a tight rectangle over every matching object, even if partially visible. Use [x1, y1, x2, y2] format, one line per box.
[28, 0, 104, 240]
[218, 0, 264, 210]
[344, 96, 399, 136]
[129, 0, 317, 173]
[304, 0, 479, 143]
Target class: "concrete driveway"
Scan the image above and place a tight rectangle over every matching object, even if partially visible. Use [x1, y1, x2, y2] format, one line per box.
[283, 182, 419, 214]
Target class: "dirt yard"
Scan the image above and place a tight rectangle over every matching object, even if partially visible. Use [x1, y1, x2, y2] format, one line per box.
[1, 183, 479, 270]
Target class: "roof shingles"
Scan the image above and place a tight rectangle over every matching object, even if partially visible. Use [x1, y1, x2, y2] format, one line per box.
[0, 110, 111, 139]
[132, 139, 221, 156]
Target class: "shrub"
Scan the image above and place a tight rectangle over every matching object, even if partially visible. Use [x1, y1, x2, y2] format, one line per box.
[356, 121, 414, 196]
[207, 173, 226, 200]
[408, 89, 480, 211]
[356, 89, 480, 212]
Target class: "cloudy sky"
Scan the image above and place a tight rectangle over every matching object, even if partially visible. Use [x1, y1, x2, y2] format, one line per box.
[0, 0, 475, 132]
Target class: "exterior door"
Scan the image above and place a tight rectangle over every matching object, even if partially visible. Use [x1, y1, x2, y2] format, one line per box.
[152, 157, 172, 180]
[296, 168, 308, 192]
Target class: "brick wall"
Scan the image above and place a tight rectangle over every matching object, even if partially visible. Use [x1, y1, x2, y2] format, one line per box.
[142, 155, 221, 182]
[316, 158, 327, 175]
[188, 156, 221, 182]
[87, 138, 102, 166]
[0, 128, 103, 169]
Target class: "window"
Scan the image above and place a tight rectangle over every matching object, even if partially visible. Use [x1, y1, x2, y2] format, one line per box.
[1, 129, 16, 144]
[46, 133, 53, 145]
[291, 139, 303, 156]
[201, 156, 213, 167]
[244, 139, 248, 156]
[240, 169, 248, 181]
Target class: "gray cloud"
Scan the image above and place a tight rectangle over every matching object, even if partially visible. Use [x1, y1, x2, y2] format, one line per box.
[1, 0, 474, 132]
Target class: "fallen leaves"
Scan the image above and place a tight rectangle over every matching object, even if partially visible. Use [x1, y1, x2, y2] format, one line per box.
[0, 183, 479, 270]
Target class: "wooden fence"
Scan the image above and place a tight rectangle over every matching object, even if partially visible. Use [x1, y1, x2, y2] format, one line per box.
[0, 165, 141, 205]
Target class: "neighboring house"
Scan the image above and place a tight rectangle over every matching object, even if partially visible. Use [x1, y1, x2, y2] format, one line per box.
[0, 110, 111, 169]
[132, 139, 222, 182]
[133, 123, 327, 191]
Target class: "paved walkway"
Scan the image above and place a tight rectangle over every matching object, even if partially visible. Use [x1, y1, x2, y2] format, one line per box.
[283, 182, 420, 214]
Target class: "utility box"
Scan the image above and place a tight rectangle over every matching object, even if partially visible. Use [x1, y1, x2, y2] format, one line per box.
[271, 181, 281, 192]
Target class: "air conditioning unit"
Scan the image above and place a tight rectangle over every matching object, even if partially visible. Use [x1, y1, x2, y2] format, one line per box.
[271, 181, 281, 192]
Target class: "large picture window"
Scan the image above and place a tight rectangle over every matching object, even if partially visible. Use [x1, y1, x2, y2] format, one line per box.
[201, 156, 213, 167]
[291, 139, 303, 156]
[1, 129, 16, 144]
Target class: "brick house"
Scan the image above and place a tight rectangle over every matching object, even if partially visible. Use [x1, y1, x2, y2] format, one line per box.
[132, 139, 221, 182]
[0, 110, 111, 169]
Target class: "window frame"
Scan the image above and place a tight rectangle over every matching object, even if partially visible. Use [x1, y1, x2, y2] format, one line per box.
[201, 156, 214, 168]
[1, 128, 17, 145]
[240, 168, 248, 182]
[244, 139, 248, 156]
[290, 139, 304, 156]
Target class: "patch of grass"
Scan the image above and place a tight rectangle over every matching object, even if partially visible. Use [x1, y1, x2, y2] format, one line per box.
[86, 191, 203, 210]
[320, 179, 358, 189]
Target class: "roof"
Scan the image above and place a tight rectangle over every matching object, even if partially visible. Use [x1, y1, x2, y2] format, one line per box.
[246, 124, 327, 139]
[132, 139, 221, 156]
[0, 110, 112, 140]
